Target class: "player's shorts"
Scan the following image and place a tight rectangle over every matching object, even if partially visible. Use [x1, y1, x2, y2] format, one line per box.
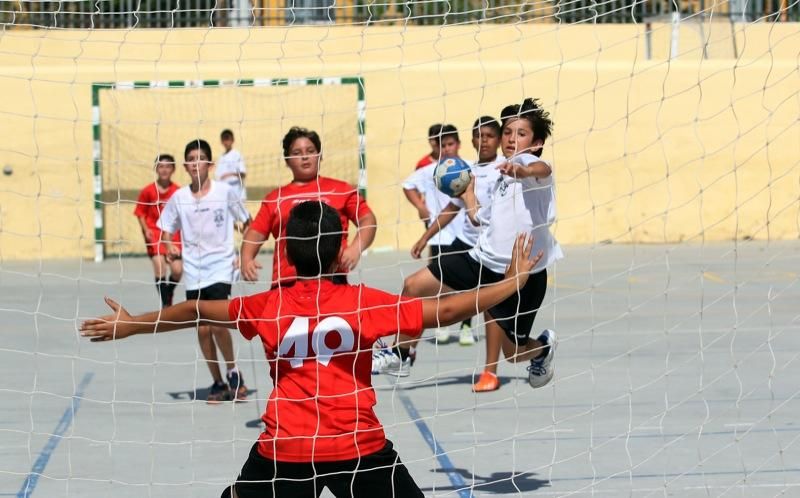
[185, 282, 232, 301]
[427, 249, 547, 345]
[144, 230, 181, 258]
[222, 440, 423, 498]
[428, 237, 471, 260]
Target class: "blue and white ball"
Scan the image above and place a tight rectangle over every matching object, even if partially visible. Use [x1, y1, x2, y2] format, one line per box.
[434, 157, 471, 197]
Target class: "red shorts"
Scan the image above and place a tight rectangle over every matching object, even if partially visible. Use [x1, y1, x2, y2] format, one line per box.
[145, 230, 181, 258]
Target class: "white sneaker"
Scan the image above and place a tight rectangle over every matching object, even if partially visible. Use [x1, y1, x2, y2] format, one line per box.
[385, 357, 412, 377]
[434, 327, 451, 344]
[371, 348, 400, 375]
[458, 324, 476, 346]
[528, 329, 557, 388]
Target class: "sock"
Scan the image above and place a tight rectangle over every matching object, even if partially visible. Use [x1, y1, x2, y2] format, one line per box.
[393, 346, 410, 361]
[156, 278, 170, 307]
[165, 275, 179, 303]
[227, 366, 239, 376]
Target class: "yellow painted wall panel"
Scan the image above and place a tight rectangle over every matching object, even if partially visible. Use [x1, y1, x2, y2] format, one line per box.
[0, 23, 797, 260]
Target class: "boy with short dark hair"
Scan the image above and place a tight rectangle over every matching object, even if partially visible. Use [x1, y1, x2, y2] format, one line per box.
[240, 126, 377, 287]
[216, 129, 247, 201]
[134, 154, 183, 308]
[81, 201, 540, 498]
[158, 139, 252, 403]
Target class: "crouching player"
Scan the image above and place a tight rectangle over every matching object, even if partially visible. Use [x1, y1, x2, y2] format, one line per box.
[81, 201, 540, 497]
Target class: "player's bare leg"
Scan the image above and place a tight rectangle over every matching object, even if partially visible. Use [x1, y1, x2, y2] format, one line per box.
[211, 325, 248, 401]
[473, 316, 504, 392]
[211, 325, 236, 371]
[198, 324, 229, 403]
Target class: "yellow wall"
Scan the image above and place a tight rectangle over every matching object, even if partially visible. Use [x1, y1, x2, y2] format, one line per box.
[0, 22, 798, 260]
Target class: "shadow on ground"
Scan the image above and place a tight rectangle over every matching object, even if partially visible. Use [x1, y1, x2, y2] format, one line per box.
[422, 468, 550, 494]
[166, 387, 257, 402]
[378, 374, 516, 391]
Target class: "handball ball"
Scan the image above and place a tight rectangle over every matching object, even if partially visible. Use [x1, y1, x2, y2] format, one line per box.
[434, 157, 471, 197]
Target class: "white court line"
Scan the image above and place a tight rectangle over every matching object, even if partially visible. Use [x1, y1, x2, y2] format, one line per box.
[724, 423, 755, 427]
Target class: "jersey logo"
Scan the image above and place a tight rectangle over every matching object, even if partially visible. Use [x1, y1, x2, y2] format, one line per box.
[278, 316, 355, 368]
[213, 208, 225, 227]
[498, 178, 509, 196]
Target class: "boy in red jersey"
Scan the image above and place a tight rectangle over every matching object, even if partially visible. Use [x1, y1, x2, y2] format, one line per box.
[240, 126, 377, 286]
[133, 154, 183, 307]
[81, 201, 540, 498]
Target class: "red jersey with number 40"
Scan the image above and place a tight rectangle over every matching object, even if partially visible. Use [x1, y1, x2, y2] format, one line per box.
[229, 279, 423, 463]
[249, 177, 371, 285]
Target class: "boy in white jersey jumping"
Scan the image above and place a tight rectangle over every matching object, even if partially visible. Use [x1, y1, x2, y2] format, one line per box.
[158, 139, 252, 403]
[386, 99, 562, 391]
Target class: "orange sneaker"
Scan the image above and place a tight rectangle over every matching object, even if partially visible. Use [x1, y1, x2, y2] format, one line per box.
[472, 371, 500, 392]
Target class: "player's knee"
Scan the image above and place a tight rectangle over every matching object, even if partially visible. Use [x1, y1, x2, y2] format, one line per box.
[403, 269, 435, 297]
[402, 273, 420, 296]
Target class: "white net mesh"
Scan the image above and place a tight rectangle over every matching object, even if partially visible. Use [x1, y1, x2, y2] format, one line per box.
[1, 1, 800, 497]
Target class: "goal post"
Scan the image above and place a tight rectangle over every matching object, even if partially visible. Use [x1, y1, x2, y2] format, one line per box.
[91, 76, 366, 261]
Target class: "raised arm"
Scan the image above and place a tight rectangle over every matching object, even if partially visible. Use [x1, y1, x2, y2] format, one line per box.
[420, 234, 541, 328]
[80, 297, 235, 342]
[458, 177, 482, 226]
[496, 159, 552, 180]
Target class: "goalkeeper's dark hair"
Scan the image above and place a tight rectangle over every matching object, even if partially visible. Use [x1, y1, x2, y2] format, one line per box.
[472, 116, 501, 136]
[500, 98, 553, 144]
[282, 126, 322, 159]
[220, 129, 234, 141]
[286, 201, 343, 278]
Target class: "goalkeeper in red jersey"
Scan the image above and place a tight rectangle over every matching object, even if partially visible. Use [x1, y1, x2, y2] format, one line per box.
[81, 200, 539, 498]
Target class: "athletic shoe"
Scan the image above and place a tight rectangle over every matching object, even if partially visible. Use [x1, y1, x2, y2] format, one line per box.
[408, 346, 417, 366]
[206, 381, 231, 404]
[371, 348, 401, 375]
[472, 371, 500, 392]
[434, 327, 451, 344]
[459, 323, 476, 346]
[384, 357, 412, 378]
[227, 370, 248, 402]
[528, 329, 557, 389]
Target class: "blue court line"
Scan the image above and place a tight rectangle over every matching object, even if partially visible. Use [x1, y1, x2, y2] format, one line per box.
[16, 372, 93, 498]
[398, 391, 471, 498]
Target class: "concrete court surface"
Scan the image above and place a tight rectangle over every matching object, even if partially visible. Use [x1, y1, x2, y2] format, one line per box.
[1, 240, 799, 497]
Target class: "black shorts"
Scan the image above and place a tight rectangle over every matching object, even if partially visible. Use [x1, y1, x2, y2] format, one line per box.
[428, 251, 548, 345]
[223, 440, 423, 498]
[429, 237, 472, 260]
[185, 282, 232, 301]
